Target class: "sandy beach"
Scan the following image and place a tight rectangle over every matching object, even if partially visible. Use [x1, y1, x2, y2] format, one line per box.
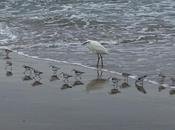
[0, 50, 174, 130]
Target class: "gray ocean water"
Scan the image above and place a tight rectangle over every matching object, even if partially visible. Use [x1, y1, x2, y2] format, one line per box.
[1, 0, 175, 82]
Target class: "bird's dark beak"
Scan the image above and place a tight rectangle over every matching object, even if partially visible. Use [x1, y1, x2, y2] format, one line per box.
[82, 41, 88, 45]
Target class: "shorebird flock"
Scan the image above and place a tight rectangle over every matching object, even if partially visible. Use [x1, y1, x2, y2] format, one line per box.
[1, 46, 175, 95]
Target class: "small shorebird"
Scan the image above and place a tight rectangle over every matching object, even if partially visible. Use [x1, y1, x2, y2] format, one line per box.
[82, 40, 109, 68]
[23, 65, 33, 74]
[60, 72, 73, 82]
[111, 77, 120, 87]
[4, 49, 12, 59]
[137, 75, 147, 81]
[122, 73, 130, 82]
[72, 69, 84, 79]
[134, 75, 147, 94]
[49, 65, 60, 73]
[49, 65, 60, 81]
[135, 75, 147, 86]
[33, 69, 43, 80]
[120, 73, 130, 88]
[110, 77, 121, 95]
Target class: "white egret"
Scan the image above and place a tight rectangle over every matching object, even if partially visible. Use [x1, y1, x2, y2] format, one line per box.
[82, 40, 109, 68]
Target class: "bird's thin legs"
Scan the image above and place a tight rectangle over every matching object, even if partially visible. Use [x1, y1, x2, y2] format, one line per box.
[100, 54, 103, 68]
[96, 54, 104, 68]
[97, 54, 100, 68]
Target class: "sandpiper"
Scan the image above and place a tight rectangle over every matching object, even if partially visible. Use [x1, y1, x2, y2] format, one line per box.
[4, 49, 12, 59]
[72, 69, 84, 79]
[60, 72, 73, 82]
[135, 75, 147, 86]
[111, 77, 120, 87]
[50, 65, 60, 73]
[33, 69, 43, 81]
[23, 65, 33, 74]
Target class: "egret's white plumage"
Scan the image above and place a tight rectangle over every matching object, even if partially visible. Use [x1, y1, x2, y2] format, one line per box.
[85, 40, 109, 54]
[83, 40, 108, 68]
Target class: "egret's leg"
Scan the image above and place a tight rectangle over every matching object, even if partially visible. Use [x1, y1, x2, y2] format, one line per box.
[97, 54, 100, 68]
[126, 77, 128, 83]
[100, 54, 103, 68]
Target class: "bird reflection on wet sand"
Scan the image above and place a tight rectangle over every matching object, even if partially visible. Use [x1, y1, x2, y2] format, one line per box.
[50, 75, 59, 82]
[72, 80, 84, 87]
[169, 89, 175, 95]
[135, 83, 147, 94]
[61, 83, 72, 90]
[5, 60, 13, 77]
[110, 87, 120, 95]
[23, 75, 33, 81]
[86, 69, 109, 92]
[32, 80, 43, 86]
[158, 73, 166, 92]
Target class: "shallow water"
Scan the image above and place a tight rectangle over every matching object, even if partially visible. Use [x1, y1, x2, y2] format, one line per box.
[1, 0, 175, 82]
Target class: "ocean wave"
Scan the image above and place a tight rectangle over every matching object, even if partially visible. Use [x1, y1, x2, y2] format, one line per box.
[0, 22, 17, 45]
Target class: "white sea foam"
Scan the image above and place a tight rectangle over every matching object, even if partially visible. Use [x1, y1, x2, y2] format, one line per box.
[0, 23, 17, 44]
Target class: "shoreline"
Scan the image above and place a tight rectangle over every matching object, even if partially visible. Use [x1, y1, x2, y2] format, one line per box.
[4, 48, 174, 89]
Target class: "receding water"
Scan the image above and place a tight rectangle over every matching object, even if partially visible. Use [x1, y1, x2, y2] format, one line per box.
[1, 0, 175, 82]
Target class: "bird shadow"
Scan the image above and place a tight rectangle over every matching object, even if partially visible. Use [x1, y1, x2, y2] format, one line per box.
[61, 83, 72, 90]
[50, 74, 60, 82]
[135, 83, 147, 94]
[72, 80, 84, 87]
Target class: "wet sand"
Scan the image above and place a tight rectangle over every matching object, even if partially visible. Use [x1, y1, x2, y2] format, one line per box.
[0, 51, 175, 130]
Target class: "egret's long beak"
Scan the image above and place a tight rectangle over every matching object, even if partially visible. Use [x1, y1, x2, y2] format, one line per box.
[82, 41, 88, 45]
